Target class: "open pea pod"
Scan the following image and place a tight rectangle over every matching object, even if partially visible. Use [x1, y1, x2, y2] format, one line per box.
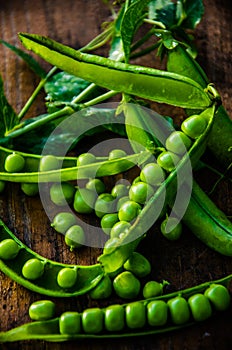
[0, 274, 231, 342]
[0, 220, 104, 297]
[18, 33, 212, 109]
[98, 104, 216, 273]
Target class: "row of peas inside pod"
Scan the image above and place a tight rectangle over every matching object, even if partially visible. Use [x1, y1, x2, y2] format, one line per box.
[27, 282, 231, 336]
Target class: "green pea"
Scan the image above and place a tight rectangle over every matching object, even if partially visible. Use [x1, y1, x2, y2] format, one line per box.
[181, 114, 207, 139]
[111, 184, 129, 198]
[77, 153, 96, 166]
[143, 281, 164, 298]
[125, 302, 146, 329]
[140, 163, 165, 186]
[29, 300, 56, 321]
[116, 195, 130, 211]
[50, 182, 75, 206]
[160, 217, 182, 241]
[129, 181, 154, 205]
[104, 304, 125, 332]
[157, 151, 180, 172]
[21, 182, 39, 196]
[24, 157, 39, 172]
[113, 271, 140, 299]
[39, 155, 60, 171]
[204, 284, 231, 311]
[110, 221, 131, 238]
[4, 153, 25, 173]
[59, 311, 81, 335]
[89, 275, 112, 299]
[51, 212, 78, 234]
[86, 178, 106, 194]
[100, 213, 118, 235]
[73, 188, 96, 214]
[0, 180, 6, 193]
[147, 300, 168, 326]
[94, 193, 116, 218]
[188, 293, 212, 322]
[0, 239, 21, 260]
[65, 225, 85, 250]
[82, 308, 104, 334]
[165, 131, 192, 155]
[118, 200, 141, 222]
[132, 176, 141, 185]
[57, 267, 77, 289]
[123, 252, 151, 278]
[167, 296, 190, 325]
[22, 258, 45, 280]
[108, 149, 127, 160]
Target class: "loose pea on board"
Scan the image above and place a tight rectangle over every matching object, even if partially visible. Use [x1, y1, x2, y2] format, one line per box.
[51, 212, 78, 234]
[123, 252, 151, 278]
[29, 300, 56, 321]
[113, 271, 141, 299]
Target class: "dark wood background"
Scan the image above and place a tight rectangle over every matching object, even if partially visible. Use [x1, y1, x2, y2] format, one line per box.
[0, 0, 231, 349]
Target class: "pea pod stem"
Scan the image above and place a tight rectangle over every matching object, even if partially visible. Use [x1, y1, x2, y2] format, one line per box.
[0, 274, 231, 342]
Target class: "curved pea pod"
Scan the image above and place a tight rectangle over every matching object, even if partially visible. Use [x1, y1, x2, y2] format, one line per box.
[98, 105, 216, 273]
[0, 220, 103, 297]
[166, 42, 232, 167]
[18, 33, 212, 109]
[0, 275, 231, 342]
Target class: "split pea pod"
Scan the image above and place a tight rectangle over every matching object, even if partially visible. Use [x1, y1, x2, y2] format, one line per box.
[18, 33, 212, 109]
[0, 274, 231, 342]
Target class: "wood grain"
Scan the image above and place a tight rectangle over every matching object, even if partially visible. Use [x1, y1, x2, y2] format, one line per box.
[0, 0, 231, 349]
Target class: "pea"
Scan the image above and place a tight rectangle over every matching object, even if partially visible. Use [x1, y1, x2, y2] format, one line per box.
[118, 200, 141, 222]
[108, 149, 127, 160]
[0, 180, 6, 193]
[116, 195, 130, 211]
[125, 302, 146, 329]
[204, 284, 231, 311]
[157, 151, 180, 172]
[167, 296, 190, 325]
[160, 217, 182, 241]
[132, 176, 141, 185]
[94, 193, 116, 218]
[50, 182, 75, 206]
[100, 213, 118, 235]
[86, 178, 106, 195]
[111, 184, 129, 198]
[57, 267, 77, 289]
[103, 237, 120, 254]
[77, 153, 96, 166]
[22, 258, 45, 280]
[59, 312, 81, 335]
[110, 221, 131, 238]
[104, 304, 125, 332]
[181, 114, 207, 139]
[123, 252, 151, 278]
[89, 275, 112, 299]
[73, 188, 96, 214]
[65, 225, 85, 250]
[140, 163, 165, 186]
[39, 155, 60, 171]
[4, 153, 25, 173]
[24, 157, 39, 172]
[165, 131, 192, 155]
[129, 182, 154, 205]
[82, 308, 103, 334]
[29, 300, 56, 321]
[188, 293, 212, 322]
[147, 300, 168, 326]
[51, 212, 77, 234]
[0, 239, 21, 260]
[113, 271, 140, 299]
[143, 281, 164, 299]
[21, 182, 39, 196]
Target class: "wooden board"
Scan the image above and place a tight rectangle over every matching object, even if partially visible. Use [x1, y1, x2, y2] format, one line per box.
[0, 0, 231, 349]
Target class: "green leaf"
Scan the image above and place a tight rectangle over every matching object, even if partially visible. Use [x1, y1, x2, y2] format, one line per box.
[0, 76, 19, 138]
[181, 0, 204, 29]
[0, 39, 46, 78]
[149, 0, 176, 28]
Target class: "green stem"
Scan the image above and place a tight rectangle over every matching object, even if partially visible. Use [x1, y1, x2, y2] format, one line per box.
[82, 90, 118, 107]
[72, 82, 97, 104]
[143, 18, 166, 29]
[130, 41, 161, 59]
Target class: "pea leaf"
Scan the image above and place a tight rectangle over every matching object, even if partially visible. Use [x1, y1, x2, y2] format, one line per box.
[148, 0, 176, 28]
[181, 0, 204, 30]
[0, 40, 46, 78]
[0, 76, 19, 139]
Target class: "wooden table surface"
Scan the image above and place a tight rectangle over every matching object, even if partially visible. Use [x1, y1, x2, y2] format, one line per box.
[0, 0, 232, 349]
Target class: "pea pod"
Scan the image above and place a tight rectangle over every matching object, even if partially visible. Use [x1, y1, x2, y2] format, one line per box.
[0, 220, 103, 297]
[0, 275, 231, 342]
[98, 105, 216, 273]
[18, 33, 212, 109]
